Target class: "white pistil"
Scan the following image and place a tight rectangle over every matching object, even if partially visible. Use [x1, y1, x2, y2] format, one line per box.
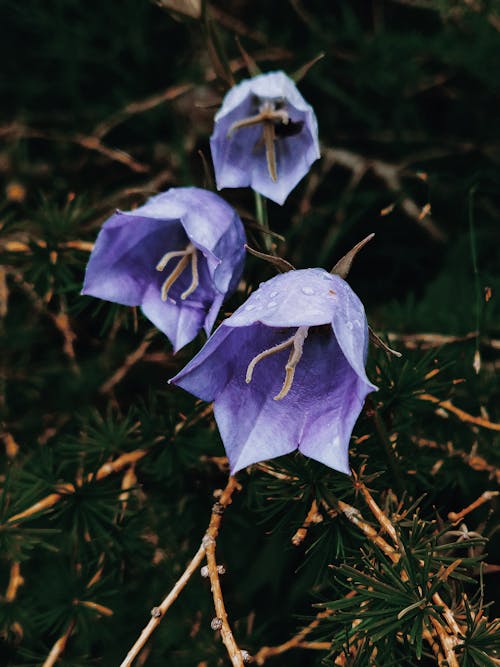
[227, 101, 289, 183]
[156, 243, 199, 302]
[245, 325, 309, 400]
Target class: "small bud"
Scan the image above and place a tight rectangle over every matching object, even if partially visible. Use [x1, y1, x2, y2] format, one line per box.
[212, 501, 225, 515]
[217, 564, 226, 575]
[202, 534, 215, 548]
[211, 617, 223, 630]
[151, 607, 161, 618]
[200, 565, 209, 578]
[241, 650, 251, 663]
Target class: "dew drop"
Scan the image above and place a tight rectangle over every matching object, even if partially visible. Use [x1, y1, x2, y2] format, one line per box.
[245, 304, 256, 312]
[301, 286, 314, 295]
[269, 291, 278, 298]
[267, 301, 278, 309]
[346, 321, 354, 330]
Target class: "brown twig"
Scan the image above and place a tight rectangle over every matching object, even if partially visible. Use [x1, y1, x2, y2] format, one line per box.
[291, 499, 322, 546]
[120, 543, 206, 667]
[7, 449, 148, 524]
[92, 84, 193, 139]
[1, 431, 20, 459]
[413, 437, 500, 483]
[0, 122, 149, 173]
[8, 271, 78, 370]
[205, 537, 244, 666]
[42, 619, 76, 667]
[336, 499, 400, 561]
[428, 615, 459, 667]
[4, 562, 24, 602]
[120, 477, 241, 667]
[254, 609, 333, 665]
[353, 475, 398, 543]
[386, 331, 478, 349]
[448, 491, 499, 524]
[322, 146, 446, 242]
[419, 393, 500, 431]
[99, 330, 156, 394]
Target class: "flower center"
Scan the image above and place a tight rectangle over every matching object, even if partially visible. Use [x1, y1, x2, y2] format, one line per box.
[156, 243, 199, 302]
[227, 100, 290, 183]
[245, 326, 309, 400]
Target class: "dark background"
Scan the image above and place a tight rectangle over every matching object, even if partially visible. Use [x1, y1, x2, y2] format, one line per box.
[1, 1, 499, 665]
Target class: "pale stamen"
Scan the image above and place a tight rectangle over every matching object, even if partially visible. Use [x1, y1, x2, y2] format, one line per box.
[180, 249, 198, 300]
[156, 249, 190, 272]
[156, 243, 199, 302]
[227, 101, 289, 183]
[245, 326, 309, 400]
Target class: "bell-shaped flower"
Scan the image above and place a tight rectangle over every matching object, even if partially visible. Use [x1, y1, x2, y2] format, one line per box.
[170, 268, 377, 474]
[82, 187, 246, 352]
[210, 71, 320, 205]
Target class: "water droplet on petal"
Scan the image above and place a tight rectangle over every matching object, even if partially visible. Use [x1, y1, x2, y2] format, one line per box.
[267, 301, 277, 309]
[301, 286, 314, 295]
[269, 291, 278, 298]
[346, 321, 354, 330]
[245, 304, 256, 311]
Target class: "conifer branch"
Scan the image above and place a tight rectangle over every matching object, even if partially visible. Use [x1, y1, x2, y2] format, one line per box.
[7, 449, 148, 523]
[332, 484, 465, 662]
[120, 477, 241, 667]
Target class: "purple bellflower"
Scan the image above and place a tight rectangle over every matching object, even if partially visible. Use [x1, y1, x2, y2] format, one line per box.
[82, 187, 246, 352]
[210, 71, 320, 205]
[170, 268, 377, 474]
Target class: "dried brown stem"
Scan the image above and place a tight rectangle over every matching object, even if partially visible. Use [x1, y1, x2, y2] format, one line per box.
[386, 331, 479, 349]
[448, 491, 499, 524]
[205, 539, 244, 666]
[120, 477, 241, 667]
[354, 476, 398, 543]
[322, 146, 446, 242]
[414, 437, 500, 483]
[254, 609, 333, 665]
[5, 562, 24, 602]
[8, 271, 78, 370]
[8, 449, 148, 523]
[120, 543, 206, 667]
[291, 499, 321, 546]
[42, 620, 76, 667]
[0, 122, 148, 173]
[99, 331, 156, 394]
[428, 615, 459, 667]
[419, 393, 500, 431]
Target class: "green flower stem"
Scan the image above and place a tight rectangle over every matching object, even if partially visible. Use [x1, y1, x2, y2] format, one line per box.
[254, 191, 273, 253]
